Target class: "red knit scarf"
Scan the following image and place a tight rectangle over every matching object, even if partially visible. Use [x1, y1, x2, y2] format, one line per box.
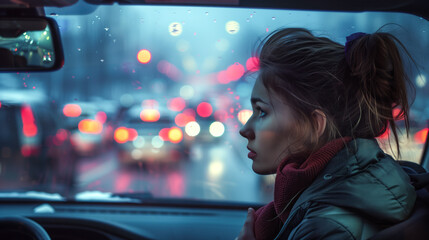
[254, 137, 351, 240]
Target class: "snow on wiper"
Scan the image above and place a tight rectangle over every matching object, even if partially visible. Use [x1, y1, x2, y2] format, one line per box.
[74, 191, 146, 202]
[0, 191, 65, 201]
[111, 192, 153, 200]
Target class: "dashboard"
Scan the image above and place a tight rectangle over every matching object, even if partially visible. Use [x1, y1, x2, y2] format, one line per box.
[0, 201, 255, 240]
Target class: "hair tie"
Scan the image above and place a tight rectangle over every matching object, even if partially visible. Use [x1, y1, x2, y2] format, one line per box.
[344, 32, 368, 64]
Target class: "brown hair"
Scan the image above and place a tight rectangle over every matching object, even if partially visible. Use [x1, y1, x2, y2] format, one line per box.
[256, 28, 415, 157]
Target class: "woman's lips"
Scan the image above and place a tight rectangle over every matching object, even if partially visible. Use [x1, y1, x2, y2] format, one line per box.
[248, 151, 257, 159]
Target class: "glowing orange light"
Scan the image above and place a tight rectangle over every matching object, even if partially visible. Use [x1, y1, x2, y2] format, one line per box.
[238, 109, 253, 125]
[137, 49, 152, 64]
[114, 127, 129, 144]
[414, 128, 428, 144]
[246, 57, 259, 72]
[197, 102, 213, 117]
[63, 104, 82, 117]
[140, 109, 160, 122]
[168, 97, 186, 112]
[226, 62, 245, 81]
[78, 119, 103, 134]
[96, 111, 107, 123]
[159, 128, 170, 141]
[168, 127, 183, 143]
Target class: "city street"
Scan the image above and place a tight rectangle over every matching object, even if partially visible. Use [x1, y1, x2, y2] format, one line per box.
[74, 139, 274, 203]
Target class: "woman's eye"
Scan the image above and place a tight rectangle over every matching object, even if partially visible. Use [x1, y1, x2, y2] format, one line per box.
[255, 107, 266, 118]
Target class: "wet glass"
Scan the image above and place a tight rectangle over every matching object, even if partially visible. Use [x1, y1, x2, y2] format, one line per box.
[0, 3, 427, 204]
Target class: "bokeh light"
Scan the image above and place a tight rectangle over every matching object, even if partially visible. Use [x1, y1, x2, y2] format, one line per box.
[114, 127, 129, 144]
[168, 127, 183, 143]
[159, 128, 170, 141]
[225, 21, 240, 34]
[137, 49, 152, 64]
[63, 104, 82, 117]
[140, 109, 160, 122]
[209, 121, 225, 137]
[175, 113, 195, 127]
[132, 136, 145, 148]
[180, 85, 195, 100]
[415, 128, 428, 144]
[185, 121, 200, 137]
[238, 109, 253, 124]
[168, 97, 186, 112]
[246, 57, 259, 72]
[226, 62, 245, 81]
[95, 111, 107, 123]
[197, 102, 213, 117]
[79, 119, 103, 134]
[169, 22, 183, 36]
[152, 136, 164, 148]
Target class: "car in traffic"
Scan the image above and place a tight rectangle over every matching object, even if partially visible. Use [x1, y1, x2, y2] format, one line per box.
[62, 101, 116, 156]
[0, 89, 75, 193]
[114, 102, 188, 166]
[0, 0, 428, 240]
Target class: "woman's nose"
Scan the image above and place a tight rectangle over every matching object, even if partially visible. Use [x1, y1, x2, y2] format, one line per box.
[239, 123, 255, 140]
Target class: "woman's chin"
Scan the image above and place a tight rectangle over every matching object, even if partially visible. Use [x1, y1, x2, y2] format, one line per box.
[252, 163, 275, 175]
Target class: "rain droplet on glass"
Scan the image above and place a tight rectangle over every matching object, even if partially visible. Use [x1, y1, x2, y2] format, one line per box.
[105, 27, 109, 31]
[77, 25, 81, 29]
[246, 18, 250, 22]
[187, 10, 191, 13]
[50, 13, 58, 16]
[205, 12, 209, 15]
[272, 17, 276, 20]
[100, 59, 105, 62]
[213, 19, 217, 23]
[77, 48, 81, 51]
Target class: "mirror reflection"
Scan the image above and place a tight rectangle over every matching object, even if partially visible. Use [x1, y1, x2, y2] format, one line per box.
[0, 19, 55, 69]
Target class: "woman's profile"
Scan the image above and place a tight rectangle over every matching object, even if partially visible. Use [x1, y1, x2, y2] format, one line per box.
[236, 28, 417, 240]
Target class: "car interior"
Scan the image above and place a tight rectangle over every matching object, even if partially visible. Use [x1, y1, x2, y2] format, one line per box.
[0, 0, 428, 239]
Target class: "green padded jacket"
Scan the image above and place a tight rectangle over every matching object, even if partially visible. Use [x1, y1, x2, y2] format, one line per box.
[276, 138, 417, 240]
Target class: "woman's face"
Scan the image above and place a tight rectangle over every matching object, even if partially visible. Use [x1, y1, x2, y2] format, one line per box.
[240, 77, 300, 174]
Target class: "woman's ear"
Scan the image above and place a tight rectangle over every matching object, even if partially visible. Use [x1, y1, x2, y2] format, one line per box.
[312, 110, 327, 138]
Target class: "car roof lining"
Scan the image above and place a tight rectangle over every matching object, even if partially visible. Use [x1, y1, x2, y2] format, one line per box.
[1, 0, 429, 20]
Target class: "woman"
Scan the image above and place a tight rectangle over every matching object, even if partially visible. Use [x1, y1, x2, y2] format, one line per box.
[237, 28, 417, 240]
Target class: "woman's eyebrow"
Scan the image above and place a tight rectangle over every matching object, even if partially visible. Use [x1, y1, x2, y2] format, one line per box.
[251, 97, 268, 105]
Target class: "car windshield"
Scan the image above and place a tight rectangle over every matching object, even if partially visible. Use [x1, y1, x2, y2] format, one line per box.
[0, 2, 428, 204]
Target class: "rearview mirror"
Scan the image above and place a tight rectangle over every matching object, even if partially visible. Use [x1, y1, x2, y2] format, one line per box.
[0, 17, 64, 71]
